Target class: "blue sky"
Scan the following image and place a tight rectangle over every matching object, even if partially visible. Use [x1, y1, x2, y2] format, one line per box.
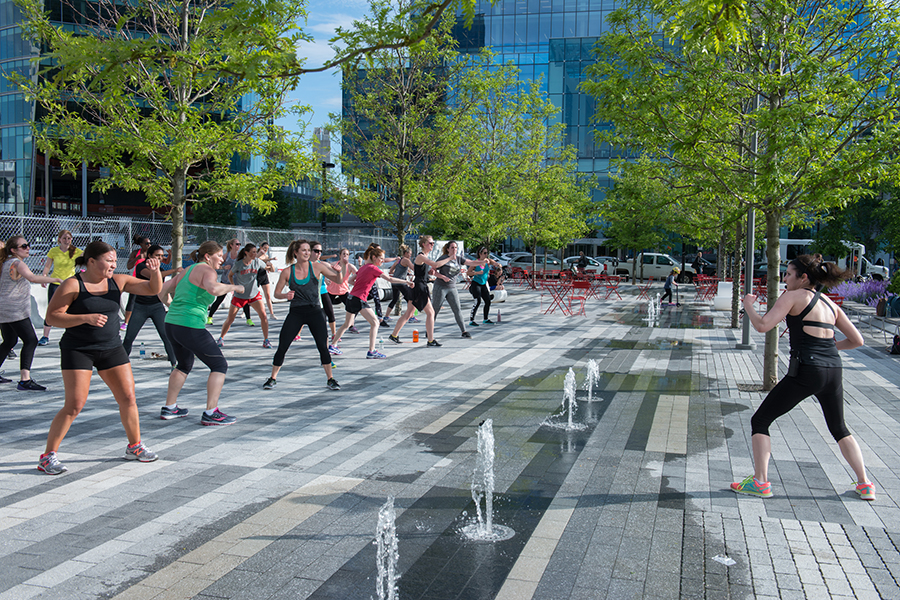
[277, 0, 371, 154]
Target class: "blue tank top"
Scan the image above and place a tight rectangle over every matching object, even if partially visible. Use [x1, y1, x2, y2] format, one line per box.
[471, 264, 488, 285]
[290, 263, 321, 307]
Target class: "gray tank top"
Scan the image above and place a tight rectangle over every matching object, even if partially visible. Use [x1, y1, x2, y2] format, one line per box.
[393, 260, 409, 281]
[0, 259, 32, 323]
[289, 264, 321, 307]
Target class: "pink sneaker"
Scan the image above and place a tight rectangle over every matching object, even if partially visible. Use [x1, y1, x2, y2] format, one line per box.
[730, 476, 773, 498]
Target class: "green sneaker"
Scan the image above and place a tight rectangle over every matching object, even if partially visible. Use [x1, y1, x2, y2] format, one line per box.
[206, 317, 213, 325]
[730, 476, 773, 498]
[246, 318, 255, 327]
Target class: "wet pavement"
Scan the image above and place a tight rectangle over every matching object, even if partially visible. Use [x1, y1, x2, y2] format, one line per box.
[1, 284, 899, 599]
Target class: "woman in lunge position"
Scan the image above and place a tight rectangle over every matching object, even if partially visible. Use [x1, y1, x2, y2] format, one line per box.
[39, 241, 162, 475]
[207, 238, 251, 324]
[159, 241, 244, 426]
[732, 254, 874, 500]
[0, 237, 63, 390]
[467, 246, 501, 327]
[39, 230, 82, 345]
[388, 235, 455, 347]
[262, 240, 347, 391]
[217, 243, 270, 348]
[332, 246, 412, 358]
[387, 244, 415, 319]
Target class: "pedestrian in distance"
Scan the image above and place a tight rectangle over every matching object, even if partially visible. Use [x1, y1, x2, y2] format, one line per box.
[217, 243, 271, 348]
[333, 246, 413, 358]
[732, 254, 875, 501]
[39, 241, 162, 475]
[263, 240, 348, 391]
[0, 236, 63, 391]
[39, 230, 82, 346]
[159, 240, 244, 426]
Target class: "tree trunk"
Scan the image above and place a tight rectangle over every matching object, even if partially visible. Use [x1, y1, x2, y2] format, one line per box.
[731, 218, 742, 328]
[171, 171, 185, 269]
[763, 211, 781, 390]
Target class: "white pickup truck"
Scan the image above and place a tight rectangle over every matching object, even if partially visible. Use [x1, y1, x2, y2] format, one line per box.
[614, 253, 697, 283]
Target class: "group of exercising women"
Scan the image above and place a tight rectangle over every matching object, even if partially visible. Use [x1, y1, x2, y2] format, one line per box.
[3, 232, 875, 503]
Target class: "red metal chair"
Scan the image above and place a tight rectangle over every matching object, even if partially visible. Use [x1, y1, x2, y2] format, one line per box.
[637, 277, 654, 300]
[604, 276, 622, 300]
[568, 280, 591, 316]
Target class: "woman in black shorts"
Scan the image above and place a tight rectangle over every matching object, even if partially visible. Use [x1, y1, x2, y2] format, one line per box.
[388, 235, 455, 346]
[39, 241, 163, 475]
[733, 254, 874, 500]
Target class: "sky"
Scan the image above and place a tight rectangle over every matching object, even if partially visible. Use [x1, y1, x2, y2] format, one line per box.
[277, 0, 372, 158]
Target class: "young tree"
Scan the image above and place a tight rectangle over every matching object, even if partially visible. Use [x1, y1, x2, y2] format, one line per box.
[584, 0, 900, 388]
[15, 0, 483, 265]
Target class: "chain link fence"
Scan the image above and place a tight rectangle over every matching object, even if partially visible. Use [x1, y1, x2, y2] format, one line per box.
[0, 214, 400, 273]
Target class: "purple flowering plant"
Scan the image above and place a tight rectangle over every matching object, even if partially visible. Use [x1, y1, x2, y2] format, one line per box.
[829, 279, 890, 306]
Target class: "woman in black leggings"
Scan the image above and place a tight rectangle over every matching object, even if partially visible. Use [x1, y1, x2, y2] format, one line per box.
[733, 254, 874, 500]
[263, 240, 347, 391]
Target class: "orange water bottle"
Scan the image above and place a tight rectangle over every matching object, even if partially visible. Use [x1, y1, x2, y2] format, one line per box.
[412, 329, 419, 343]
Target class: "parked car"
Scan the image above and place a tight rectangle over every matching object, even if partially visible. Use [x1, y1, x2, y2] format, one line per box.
[497, 252, 532, 266]
[562, 256, 606, 274]
[753, 261, 788, 280]
[507, 254, 563, 271]
[593, 256, 619, 269]
[615, 253, 696, 282]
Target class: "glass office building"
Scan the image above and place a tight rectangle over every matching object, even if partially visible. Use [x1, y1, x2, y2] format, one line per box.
[453, 0, 623, 201]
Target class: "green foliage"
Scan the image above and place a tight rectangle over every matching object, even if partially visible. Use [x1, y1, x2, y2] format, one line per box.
[193, 199, 238, 227]
[812, 193, 885, 259]
[251, 189, 294, 229]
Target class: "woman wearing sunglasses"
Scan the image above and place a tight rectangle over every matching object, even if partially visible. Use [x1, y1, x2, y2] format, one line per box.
[0, 237, 63, 390]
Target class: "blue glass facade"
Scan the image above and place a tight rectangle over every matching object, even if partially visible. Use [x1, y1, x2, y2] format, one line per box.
[455, 0, 625, 199]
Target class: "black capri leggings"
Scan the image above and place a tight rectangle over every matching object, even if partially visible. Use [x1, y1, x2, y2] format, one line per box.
[751, 364, 851, 442]
[329, 293, 348, 307]
[273, 305, 331, 367]
[44, 283, 59, 327]
[388, 284, 410, 311]
[0, 318, 38, 372]
[469, 282, 491, 322]
[321, 292, 335, 324]
[164, 322, 228, 375]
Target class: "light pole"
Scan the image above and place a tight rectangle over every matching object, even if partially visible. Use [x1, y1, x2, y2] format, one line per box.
[737, 92, 760, 350]
[321, 161, 334, 234]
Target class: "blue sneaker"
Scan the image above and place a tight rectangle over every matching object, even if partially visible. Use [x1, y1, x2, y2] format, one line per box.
[328, 344, 343, 355]
[160, 405, 189, 420]
[200, 408, 236, 426]
[38, 336, 49, 346]
[349, 326, 360, 334]
[366, 350, 388, 359]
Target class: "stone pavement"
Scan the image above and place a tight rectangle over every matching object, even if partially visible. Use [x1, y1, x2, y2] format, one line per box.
[1, 283, 899, 600]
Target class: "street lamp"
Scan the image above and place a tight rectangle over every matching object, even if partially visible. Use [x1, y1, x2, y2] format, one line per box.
[321, 161, 335, 233]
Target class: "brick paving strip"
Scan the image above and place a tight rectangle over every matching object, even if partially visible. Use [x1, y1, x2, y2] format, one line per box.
[1, 286, 898, 599]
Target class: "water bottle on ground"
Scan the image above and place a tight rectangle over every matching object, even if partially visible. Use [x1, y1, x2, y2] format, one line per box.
[497, 309, 501, 323]
[378, 338, 384, 354]
[412, 329, 419, 343]
[140, 342, 146, 359]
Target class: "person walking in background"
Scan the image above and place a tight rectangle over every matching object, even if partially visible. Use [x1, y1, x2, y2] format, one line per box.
[39, 230, 82, 346]
[0, 236, 63, 391]
[218, 243, 270, 348]
[467, 246, 501, 327]
[159, 241, 243, 426]
[256, 241, 277, 320]
[388, 236, 455, 347]
[691, 251, 703, 277]
[732, 254, 875, 500]
[39, 241, 162, 475]
[263, 240, 347, 391]
[660, 267, 679, 305]
[121, 244, 178, 366]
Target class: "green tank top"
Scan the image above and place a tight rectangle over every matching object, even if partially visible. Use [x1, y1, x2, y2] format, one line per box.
[165, 263, 216, 329]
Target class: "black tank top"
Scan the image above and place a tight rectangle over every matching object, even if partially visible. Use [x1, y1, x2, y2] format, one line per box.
[414, 254, 429, 282]
[786, 288, 841, 368]
[60, 273, 123, 351]
[133, 266, 160, 305]
[289, 264, 321, 307]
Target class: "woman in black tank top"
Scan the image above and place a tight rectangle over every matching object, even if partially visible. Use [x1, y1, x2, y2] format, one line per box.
[38, 241, 164, 475]
[732, 254, 875, 501]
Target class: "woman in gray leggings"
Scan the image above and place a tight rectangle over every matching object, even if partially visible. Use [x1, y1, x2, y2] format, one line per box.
[432, 241, 484, 339]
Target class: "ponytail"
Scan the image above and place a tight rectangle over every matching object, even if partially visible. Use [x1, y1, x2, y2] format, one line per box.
[191, 240, 222, 263]
[285, 239, 308, 265]
[75, 240, 115, 267]
[790, 254, 849, 289]
[236, 243, 256, 262]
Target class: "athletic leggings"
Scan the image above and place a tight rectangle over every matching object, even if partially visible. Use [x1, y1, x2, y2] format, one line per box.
[432, 282, 467, 334]
[388, 284, 410, 311]
[367, 285, 383, 319]
[751, 364, 851, 442]
[122, 302, 177, 365]
[164, 323, 228, 375]
[273, 305, 331, 367]
[321, 293, 335, 324]
[0, 318, 37, 372]
[43, 283, 59, 327]
[469, 282, 491, 322]
[208, 294, 250, 320]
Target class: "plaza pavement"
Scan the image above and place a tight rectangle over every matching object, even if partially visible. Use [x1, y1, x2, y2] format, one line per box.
[0, 282, 899, 600]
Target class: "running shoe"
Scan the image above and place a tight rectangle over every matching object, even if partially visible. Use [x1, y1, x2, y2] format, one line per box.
[409, 316, 420, 323]
[217, 337, 225, 347]
[120, 323, 127, 330]
[366, 350, 388, 359]
[8, 349, 15, 358]
[38, 336, 49, 346]
[730, 476, 773, 498]
[388, 335, 402, 344]
[207, 317, 214, 325]
[294, 335, 301, 341]
[17, 379, 46, 391]
[331, 361, 337, 369]
[38, 452, 67, 475]
[200, 408, 236, 426]
[246, 318, 255, 327]
[262, 339, 272, 349]
[461, 332, 472, 339]
[482, 319, 495, 325]
[124, 442, 159, 462]
[426, 339, 442, 347]
[263, 377, 277, 390]
[855, 481, 876, 501]
[327, 378, 341, 391]
[379, 320, 390, 328]
[468, 321, 480, 327]
[160, 405, 189, 420]
[349, 326, 360, 334]
[328, 344, 343, 355]
[0, 373, 11, 384]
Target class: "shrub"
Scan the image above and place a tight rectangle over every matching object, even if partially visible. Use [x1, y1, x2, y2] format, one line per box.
[829, 279, 890, 306]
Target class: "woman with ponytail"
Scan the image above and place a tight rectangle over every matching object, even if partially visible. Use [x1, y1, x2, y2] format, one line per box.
[38, 230, 82, 346]
[0, 236, 62, 390]
[733, 254, 875, 501]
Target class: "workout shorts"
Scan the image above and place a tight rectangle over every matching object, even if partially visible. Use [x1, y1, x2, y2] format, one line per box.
[231, 293, 262, 308]
[61, 345, 130, 371]
[345, 295, 369, 315]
